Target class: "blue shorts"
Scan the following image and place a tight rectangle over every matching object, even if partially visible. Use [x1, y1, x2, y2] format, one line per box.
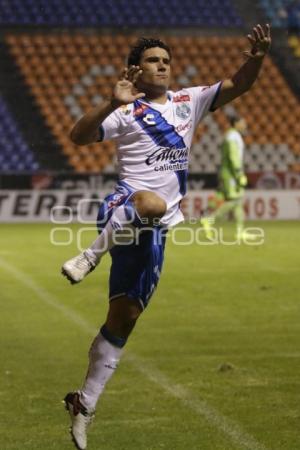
[96, 182, 167, 310]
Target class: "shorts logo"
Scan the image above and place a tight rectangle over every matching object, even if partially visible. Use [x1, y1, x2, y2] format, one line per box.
[176, 103, 191, 119]
[107, 194, 125, 209]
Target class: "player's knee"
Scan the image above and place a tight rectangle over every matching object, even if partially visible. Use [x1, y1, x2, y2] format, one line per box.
[106, 297, 143, 338]
[132, 191, 167, 222]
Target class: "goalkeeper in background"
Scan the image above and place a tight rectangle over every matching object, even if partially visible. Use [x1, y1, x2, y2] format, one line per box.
[201, 114, 251, 240]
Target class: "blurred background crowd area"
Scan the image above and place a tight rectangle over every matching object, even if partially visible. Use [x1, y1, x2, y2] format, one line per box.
[0, 0, 299, 190]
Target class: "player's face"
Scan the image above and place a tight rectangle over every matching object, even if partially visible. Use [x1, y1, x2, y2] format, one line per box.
[236, 118, 247, 134]
[137, 47, 171, 92]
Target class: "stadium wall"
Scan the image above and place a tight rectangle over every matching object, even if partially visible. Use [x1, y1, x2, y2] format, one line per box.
[0, 190, 299, 222]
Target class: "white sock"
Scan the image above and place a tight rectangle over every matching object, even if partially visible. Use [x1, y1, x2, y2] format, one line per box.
[85, 204, 137, 264]
[80, 332, 123, 411]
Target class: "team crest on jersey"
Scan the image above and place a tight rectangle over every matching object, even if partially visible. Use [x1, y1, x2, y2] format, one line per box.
[176, 103, 191, 119]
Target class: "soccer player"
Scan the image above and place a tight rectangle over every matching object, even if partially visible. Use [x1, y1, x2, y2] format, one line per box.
[201, 114, 251, 240]
[62, 25, 271, 450]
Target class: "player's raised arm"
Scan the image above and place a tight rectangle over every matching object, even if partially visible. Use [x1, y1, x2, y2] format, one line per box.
[70, 66, 145, 145]
[212, 24, 271, 109]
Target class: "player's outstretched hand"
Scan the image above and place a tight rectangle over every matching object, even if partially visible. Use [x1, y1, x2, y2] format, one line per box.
[111, 66, 145, 108]
[244, 24, 271, 58]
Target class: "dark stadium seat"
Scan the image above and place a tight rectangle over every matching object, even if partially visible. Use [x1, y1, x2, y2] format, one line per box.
[0, 0, 243, 27]
[258, 0, 300, 30]
[0, 96, 39, 172]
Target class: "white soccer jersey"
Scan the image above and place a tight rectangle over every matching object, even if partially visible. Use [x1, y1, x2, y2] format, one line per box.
[99, 82, 222, 226]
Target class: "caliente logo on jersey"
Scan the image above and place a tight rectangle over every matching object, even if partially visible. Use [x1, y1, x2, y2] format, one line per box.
[145, 146, 189, 172]
[145, 146, 188, 165]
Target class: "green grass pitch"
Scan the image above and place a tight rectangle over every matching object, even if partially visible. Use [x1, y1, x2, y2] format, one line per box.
[0, 221, 299, 450]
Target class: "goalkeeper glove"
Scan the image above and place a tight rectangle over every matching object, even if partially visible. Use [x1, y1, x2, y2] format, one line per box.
[237, 173, 247, 187]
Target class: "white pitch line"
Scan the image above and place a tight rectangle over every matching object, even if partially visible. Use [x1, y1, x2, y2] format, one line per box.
[0, 257, 268, 450]
[127, 354, 267, 450]
[0, 258, 96, 335]
[100, 416, 171, 426]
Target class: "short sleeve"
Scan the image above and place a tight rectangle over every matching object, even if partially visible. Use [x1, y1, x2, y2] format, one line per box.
[98, 109, 124, 142]
[186, 81, 222, 125]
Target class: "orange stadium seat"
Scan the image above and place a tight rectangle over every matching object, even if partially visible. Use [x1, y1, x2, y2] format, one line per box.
[5, 33, 300, 173]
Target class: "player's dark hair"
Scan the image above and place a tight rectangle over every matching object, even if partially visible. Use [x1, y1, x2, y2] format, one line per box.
[127, 37, 171, 66]
[228, 114, 241, 127]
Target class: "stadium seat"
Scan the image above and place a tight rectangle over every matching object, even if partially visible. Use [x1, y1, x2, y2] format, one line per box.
[0, 0, 243, 27]
[0, 96, 40, 172]
[258, 0, 300, 30]
[5, 32, 300, 173]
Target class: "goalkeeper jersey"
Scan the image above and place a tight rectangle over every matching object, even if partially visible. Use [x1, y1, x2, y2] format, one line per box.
[99, 82, 221, 226]
[220, 128, 245, 178]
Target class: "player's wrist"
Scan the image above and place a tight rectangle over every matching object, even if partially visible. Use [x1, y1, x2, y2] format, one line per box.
[253, 53, 266, 59]
[249, 48, 267, 59]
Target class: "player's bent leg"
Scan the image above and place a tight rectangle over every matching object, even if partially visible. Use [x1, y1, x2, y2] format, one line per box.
[61, 190, 166, 285]
[61, 251, 97, 285]
[64, 296, 142, 450]
[131, 190, 167, 225]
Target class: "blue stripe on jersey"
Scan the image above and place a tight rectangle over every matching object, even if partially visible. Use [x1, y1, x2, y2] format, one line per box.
[134, 100, 184, 148]
[133, 100, 188, 195]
